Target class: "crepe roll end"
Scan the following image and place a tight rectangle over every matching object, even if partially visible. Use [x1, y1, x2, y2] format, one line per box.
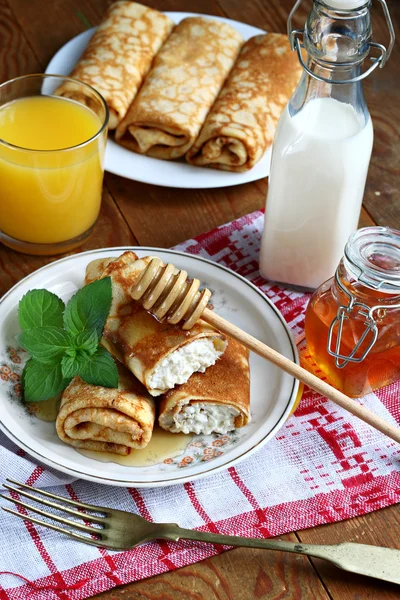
[188, 135, 249, 168]
[115, 120, 191, 157]
[146, 335, 228, 397]
[56, 370, 156, 455]
[158, 338, 250, 434]
[159, 400, 246, 436]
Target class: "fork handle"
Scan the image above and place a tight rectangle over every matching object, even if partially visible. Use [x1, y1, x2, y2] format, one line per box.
[163, 525, 332, 558]
[159, 525, 400, 585]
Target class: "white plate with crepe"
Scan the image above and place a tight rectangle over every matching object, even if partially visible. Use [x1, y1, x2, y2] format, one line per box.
[45, 13, 271, 188]
[0, 248, 298, 487]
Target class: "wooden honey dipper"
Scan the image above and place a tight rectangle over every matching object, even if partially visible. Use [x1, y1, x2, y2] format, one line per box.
[131, 257, 400, 444]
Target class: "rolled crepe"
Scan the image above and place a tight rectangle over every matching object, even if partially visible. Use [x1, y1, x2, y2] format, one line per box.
[159, 338, 250, 435]
[57, 2, 174, 129]
[186, 33, 302, 171]
[56, 365, 156, 455]
[115, 17, 244, 158]
[85, 252, 227, 397]
[85, 251, 148, 316]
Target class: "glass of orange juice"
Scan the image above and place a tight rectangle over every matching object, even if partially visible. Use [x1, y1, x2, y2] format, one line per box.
[0, 74, 108, 255]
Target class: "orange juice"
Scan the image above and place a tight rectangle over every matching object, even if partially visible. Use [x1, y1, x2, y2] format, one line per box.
[0, 95, 105, 246]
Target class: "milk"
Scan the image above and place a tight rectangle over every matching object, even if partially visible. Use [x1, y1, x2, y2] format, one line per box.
[260, 97, 373, 289]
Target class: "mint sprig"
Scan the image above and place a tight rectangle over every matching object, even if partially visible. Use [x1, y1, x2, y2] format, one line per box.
[19, 327, 71, 363]
[63, 278, 112, 338]
[19, 289, 65, 330]
[18, 278, 118, 402]
[22, 359, 66, 402]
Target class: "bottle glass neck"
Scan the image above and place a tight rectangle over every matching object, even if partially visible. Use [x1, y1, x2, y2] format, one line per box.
[305, 1, 372, 65]
[288, 0, 372, 121]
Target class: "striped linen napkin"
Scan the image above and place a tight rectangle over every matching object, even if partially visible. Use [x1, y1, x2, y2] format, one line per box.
[0, 210, 399, 599]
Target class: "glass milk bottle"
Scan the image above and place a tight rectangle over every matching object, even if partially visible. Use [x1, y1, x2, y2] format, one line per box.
[259, 0, 395, 290]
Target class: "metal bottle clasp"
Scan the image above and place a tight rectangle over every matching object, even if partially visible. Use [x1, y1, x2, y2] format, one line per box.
[287, 0, 395, 85]
[327, 270, 400, 369]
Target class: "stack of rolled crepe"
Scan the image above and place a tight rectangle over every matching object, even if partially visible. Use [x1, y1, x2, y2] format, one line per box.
[186, 33, 303, 171]
[56, 251, 251, 453]
[57, 1, 174, 129]
[85, 252, 227, 397]
[115, 17, 244, 158]
[56, 364, 155, 455]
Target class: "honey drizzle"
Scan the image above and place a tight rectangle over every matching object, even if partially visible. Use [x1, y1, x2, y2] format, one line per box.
[77, 426, 192, 467]
[29, 395, 61, 422]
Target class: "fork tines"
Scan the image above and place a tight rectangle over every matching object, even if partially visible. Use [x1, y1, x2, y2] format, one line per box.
[1, 478, 107, 547]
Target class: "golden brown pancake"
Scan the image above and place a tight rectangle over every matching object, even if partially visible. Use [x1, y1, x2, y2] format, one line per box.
[186, 33, 302, 171]
[57, 2, 174, 129]
[85, 252, 227, 397]
[115, 17, 244, 158]
[56, 365, 155, 455]
[159, 337, 250, 434]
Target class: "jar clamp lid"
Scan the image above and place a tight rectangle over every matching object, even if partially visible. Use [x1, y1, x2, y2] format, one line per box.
[327, 227, 400, 368]
[287, 0, 395, 84]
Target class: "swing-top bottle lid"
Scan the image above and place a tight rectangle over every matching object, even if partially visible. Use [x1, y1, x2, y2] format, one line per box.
[287, 0, 395, 81]
[320, 0, 369, 10]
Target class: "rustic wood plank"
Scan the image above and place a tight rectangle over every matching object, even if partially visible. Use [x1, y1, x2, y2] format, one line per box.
[7, 0, 224, 67]
[0, 0, 137, 290]
[216, 0, 310, 31]
[0, 0, 38, 77]
[0, 190, 137, 297]
[8, 0, 249, 249]
[297, 504, 400, 600]
[105, 173, 268, 248]
[2, 2, 398, 600]
[9, 0, 391, 246]
[4, 0, 100, 66]
[94, 534, 332, 600]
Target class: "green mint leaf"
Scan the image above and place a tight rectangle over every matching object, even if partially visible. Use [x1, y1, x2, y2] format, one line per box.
[79, 346, 119, 388]
[19, 327, 71, 363]
[71, 330, 98, 355]
[18, 289, 65, 331]
[22, 358, 66, 402]
[63, 278, 112, 338]
[61, 353, 87, 380]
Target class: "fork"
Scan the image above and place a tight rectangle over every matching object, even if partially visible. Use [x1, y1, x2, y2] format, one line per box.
[2, 479, 400, 586]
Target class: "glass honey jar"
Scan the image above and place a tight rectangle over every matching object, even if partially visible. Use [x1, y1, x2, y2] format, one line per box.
[305, 226, 400, 397]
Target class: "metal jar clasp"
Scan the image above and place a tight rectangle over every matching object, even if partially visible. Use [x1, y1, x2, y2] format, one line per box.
[327, 269, 400, 369]
[327, 302, 378, 368]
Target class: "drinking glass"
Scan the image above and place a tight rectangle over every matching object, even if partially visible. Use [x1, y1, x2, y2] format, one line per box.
[0, 74, 108, 255]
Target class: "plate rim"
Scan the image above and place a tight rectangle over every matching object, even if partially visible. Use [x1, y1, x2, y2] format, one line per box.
[44, 12, 271, 189]
[0, 247, 299, 487]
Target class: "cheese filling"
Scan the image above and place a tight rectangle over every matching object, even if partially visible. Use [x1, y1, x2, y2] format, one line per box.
[148, 338, 225, 393]
[163, 402, 239, 435]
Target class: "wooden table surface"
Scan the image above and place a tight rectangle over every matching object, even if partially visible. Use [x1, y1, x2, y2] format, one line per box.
[1, 0, 399, 598]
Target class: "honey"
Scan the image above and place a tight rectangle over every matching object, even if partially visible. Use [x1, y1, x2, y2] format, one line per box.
[78, 426, 192, 467]
[28, 395, 61, 422]
[305, 227, 400, 398]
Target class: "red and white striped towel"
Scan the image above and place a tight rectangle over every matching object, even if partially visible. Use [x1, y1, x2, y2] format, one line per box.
[1, 210, 399, 599]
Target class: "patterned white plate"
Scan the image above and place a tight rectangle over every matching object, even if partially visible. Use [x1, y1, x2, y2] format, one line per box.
[0, 248, 299, 487]
[45, 12, 271, 189]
